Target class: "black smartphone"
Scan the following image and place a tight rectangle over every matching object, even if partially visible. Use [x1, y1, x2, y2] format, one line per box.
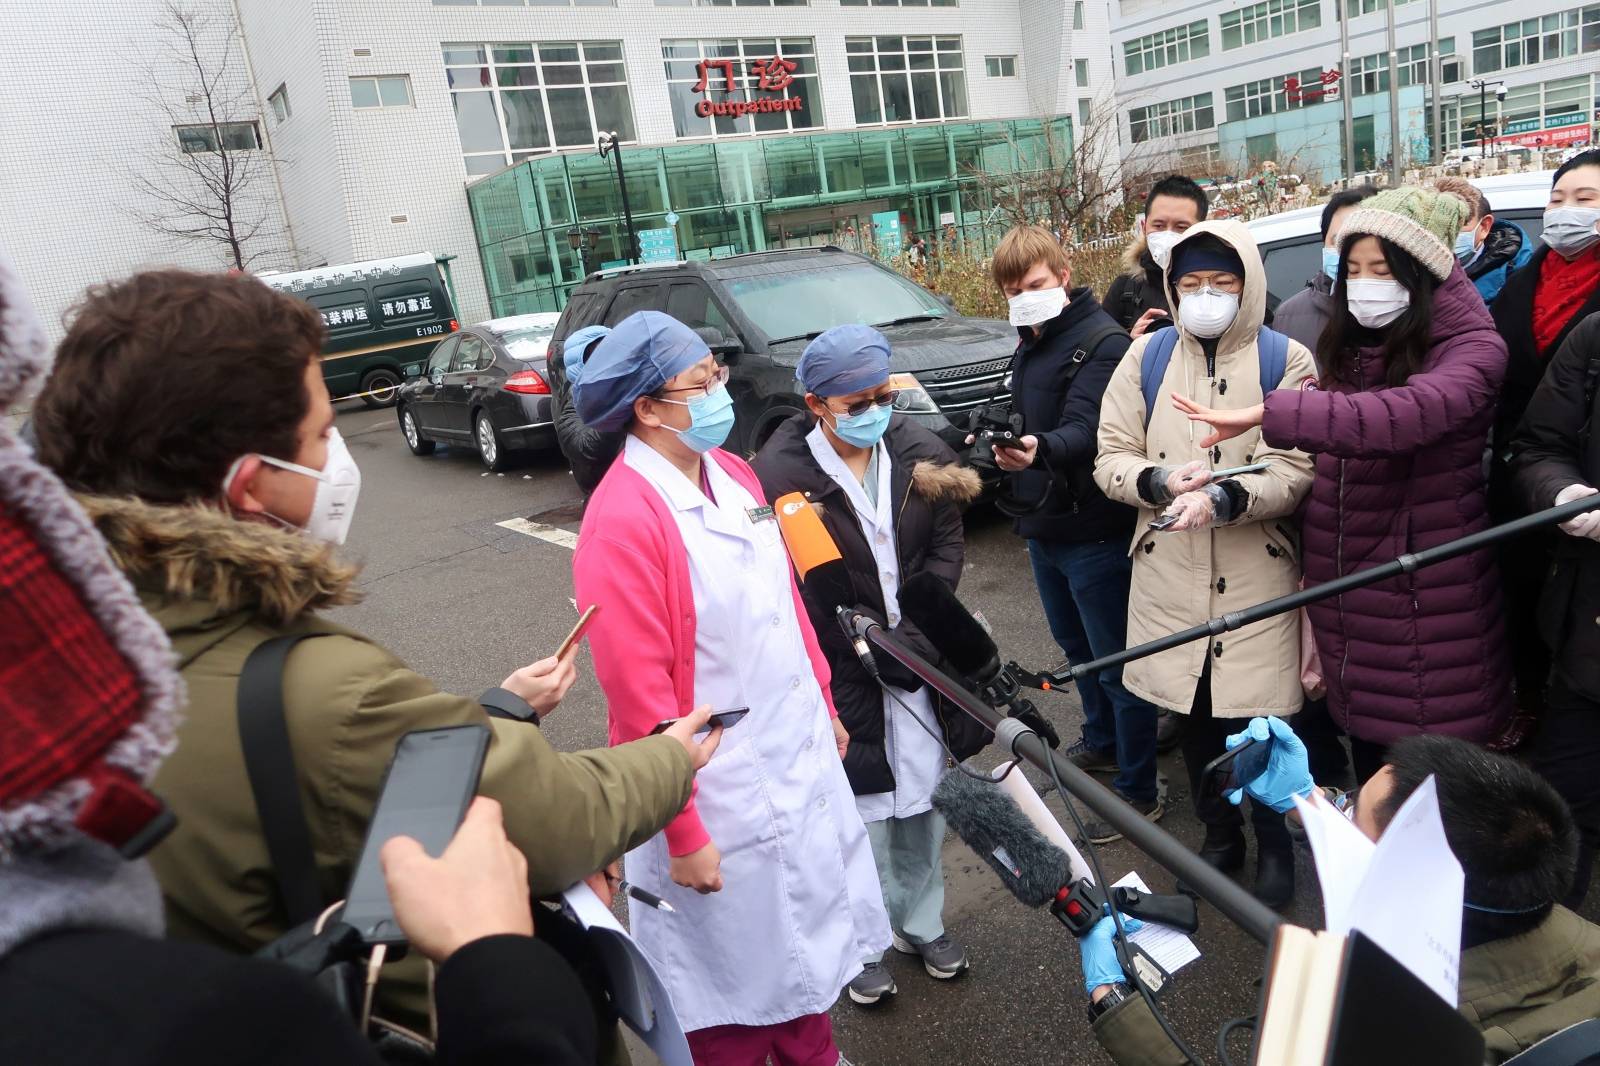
[649, 708, 750, 735]
[1149, 513, 1180, 532]
[980, 428, 1023, 450]
[340, 725, 491, 945]
[1201, 736, 1272, 803]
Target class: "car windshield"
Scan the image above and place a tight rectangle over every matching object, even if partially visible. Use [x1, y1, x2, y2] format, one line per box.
[498, 328, 555, 362]
[722, 261, 947, 342]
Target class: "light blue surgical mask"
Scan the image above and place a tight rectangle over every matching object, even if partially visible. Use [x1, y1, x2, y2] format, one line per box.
[1454, 230, 1478, 262]
[828, 402, 892, 449]
[1321, 247, 1341, 282]
[660, 386, 735, 453]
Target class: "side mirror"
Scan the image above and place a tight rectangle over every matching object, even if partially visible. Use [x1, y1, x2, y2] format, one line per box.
[694, 326, 742, 364]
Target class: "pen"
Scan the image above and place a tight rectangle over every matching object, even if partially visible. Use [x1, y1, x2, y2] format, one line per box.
[619, 879, 676, 913]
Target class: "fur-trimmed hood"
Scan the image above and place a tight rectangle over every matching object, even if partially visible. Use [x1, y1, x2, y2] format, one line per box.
[751, 411, 981, 513]
[909, 458, 981, 507]
[78, 495, 360, 627]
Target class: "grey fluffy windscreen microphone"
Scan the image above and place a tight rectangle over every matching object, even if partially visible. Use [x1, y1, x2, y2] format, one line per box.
[932, 769, 1073, 908]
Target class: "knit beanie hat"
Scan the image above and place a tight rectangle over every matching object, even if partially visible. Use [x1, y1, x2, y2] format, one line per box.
[1339, 187, 1467, 282]
[1169, 235, 1246, 281]
[0, 253, 183, 860]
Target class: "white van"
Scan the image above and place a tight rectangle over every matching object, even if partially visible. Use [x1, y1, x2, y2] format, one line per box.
[1246, 171, 1553, 304]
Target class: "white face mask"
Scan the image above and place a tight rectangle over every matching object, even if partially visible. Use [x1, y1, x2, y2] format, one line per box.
[1145, 230, 1181, 270]
[1345, 278, 1412, 329]
[1177, 287, 1239, 339]
[1541, 205, 1600, 258]
[224, 428, 363, 545]
[1007, 286, 1068, 327]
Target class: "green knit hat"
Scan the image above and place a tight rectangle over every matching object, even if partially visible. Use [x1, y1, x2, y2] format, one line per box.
[1339, 186, 1468, 281]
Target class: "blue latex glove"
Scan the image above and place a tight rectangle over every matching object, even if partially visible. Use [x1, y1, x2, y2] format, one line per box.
[1223, 716, 1315, 813]
[1081, 909, 1144, 995]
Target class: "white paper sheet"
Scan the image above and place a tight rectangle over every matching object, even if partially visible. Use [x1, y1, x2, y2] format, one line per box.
[561, 883, 694, 1066]
[991, 762, 1094, 884]
[1295, 777, 1463, 1005]
[1112, 871, 1202, 974]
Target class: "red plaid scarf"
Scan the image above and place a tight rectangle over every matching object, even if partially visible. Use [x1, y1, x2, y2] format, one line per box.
[0, 506, 142, 806]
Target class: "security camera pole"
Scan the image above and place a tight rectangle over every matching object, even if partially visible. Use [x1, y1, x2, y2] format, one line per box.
[597, 131, 639, 265]
[1469, 78, 1507, 157]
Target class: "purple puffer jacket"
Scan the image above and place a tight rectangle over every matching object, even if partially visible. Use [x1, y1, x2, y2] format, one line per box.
[1260, 266, 1513, 745]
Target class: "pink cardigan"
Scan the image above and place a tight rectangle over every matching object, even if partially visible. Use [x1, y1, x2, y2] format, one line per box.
[572, 446, 838, 856]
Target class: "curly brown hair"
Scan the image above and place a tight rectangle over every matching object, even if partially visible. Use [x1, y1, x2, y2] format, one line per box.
[34, 270, 325, 504]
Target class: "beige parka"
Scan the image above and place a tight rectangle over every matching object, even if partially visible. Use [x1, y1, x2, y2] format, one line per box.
[1093, 219, 1316, 717]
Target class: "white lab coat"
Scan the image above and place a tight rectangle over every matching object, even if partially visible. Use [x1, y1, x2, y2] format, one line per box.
[805, 426, 946, 824]
[620, 436, 890, 1032]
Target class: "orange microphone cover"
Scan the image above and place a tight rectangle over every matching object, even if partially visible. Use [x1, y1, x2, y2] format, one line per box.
[773, 492, 843, 579]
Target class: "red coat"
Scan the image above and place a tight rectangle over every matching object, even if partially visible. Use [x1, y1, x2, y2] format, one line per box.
[572, 445, 837, 856]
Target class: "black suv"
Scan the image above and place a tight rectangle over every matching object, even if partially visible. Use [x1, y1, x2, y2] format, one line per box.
[547, 247, 1015, 460]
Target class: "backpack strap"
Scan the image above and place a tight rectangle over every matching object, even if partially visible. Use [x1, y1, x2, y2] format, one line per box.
[1139, 327, 1181, 427]
[1256, 327, 1290, 398]
[1063, 323, 1125, 389]
[238, 633, 329, 927]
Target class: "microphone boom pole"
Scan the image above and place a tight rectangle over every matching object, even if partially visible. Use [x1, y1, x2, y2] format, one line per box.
[851, 614, 1283, 947]
[1046, 493, 1600, 686]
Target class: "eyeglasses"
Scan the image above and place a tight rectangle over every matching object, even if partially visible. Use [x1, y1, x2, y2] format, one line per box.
[828, 391, 901, 418]
[659, 364, 730, 399]
[1176, 276, 1244, 296]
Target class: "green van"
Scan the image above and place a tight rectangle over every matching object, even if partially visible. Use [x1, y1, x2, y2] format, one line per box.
[259, 253, 459, 407]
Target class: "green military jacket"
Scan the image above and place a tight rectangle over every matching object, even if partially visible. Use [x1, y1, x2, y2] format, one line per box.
[84, 495, 693, 1036]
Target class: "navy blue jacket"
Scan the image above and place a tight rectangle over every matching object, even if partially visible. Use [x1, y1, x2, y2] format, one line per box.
[1008, 289, 1139, 543]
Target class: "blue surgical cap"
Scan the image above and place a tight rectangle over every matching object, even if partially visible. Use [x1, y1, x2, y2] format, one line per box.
[796, 324, 892, 397]
[562, 325, 611, 388]
[574, 311, 711, 432]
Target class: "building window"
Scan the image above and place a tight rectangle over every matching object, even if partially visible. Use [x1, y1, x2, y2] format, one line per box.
[1472, 8, 1595, 75]
[1128, 93, 1215, 143]
[444, 42, 636, 176]
[1123, 21, 1209, 76]
[268, 84, 290, 124]
[1077, 98, 1092, 128]
[174, 121, 261, 154]
[985, 55, 1017, 77]
[663, 38, 821, 139]
[1219, 0, 1321, 52]
[350, 76, 413, 109]
[1073, 1, 1085, 30]
[847, 36, 967, 125]
[656, 0, 808, 5]
[1224, 67, 1320, 121]
[1074, 58, 1089, 87]
[1344, 0, 1418, 15]
[1179, 143, 1222, 171]
[839, 0, 959, 6]
[433, 0, 616, 5]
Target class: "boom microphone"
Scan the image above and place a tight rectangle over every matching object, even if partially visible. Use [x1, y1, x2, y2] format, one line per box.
[933, 769, 1074, 908]
[900, 573, 1061, 748]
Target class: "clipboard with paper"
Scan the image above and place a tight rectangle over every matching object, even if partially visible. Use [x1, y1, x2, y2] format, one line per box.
[561, 882, 693, 1066]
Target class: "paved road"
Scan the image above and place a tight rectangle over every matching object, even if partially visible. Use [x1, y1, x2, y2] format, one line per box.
[330, 403, 1597, 1066]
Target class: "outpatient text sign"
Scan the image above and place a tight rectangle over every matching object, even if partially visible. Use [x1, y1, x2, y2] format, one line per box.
[691, 55, 804, 119]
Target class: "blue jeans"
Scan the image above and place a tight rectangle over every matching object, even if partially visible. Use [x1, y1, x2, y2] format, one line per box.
[1027, 537, 1160, 804]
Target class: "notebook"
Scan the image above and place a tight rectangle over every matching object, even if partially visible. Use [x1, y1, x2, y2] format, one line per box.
[1253, 925, 1485, 1066]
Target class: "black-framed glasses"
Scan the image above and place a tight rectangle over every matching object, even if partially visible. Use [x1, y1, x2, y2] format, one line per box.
[829, 391, 901, 418]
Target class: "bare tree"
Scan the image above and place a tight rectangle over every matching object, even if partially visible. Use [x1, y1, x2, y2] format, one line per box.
[961, 99, 1175, 243]
[125, 2, 284, 269]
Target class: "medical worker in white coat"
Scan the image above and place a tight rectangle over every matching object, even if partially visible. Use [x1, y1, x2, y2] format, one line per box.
[572, 311, 889, 1066]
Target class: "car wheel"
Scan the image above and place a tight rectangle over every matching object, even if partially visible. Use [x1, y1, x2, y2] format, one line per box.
[399, 406, 435, 455]
[475, 410, 512, 472]
[361, 368, 403, 408]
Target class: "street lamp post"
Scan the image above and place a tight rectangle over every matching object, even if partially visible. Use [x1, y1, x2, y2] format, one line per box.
[565, 226, 602, 277]
[597, 131, 638, 265]
[1469, 79, 1507, 156]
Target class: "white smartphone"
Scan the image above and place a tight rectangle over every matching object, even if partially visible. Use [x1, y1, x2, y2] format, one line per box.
[1209, 462, 1269, 479]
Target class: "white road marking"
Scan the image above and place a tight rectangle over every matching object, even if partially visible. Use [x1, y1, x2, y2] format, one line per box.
[497, 517, 578, 550]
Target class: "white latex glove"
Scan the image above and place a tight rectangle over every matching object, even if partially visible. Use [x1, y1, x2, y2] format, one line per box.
[1555, 484, 1600, 540]
[1165, 460, 1211, 498]
[1164, 490, 1217, 532]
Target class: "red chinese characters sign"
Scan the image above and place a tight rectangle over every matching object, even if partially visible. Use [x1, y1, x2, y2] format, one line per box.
[692, 55, 805, 118]
[1285, 69, 1342, 104]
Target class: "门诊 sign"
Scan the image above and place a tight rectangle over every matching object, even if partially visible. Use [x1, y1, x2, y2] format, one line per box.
[691, 55, 804, 119]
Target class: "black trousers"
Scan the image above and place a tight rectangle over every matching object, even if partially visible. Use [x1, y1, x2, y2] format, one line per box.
[1291, 695, 1353, 789]
[1532, 683, 1600, 908]
[1349, 735, 1387, 787]
[1180, 663, 1291, 851]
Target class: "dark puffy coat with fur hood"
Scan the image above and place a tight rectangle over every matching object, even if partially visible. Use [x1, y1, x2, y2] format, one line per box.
[752, 413, 988, 795]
